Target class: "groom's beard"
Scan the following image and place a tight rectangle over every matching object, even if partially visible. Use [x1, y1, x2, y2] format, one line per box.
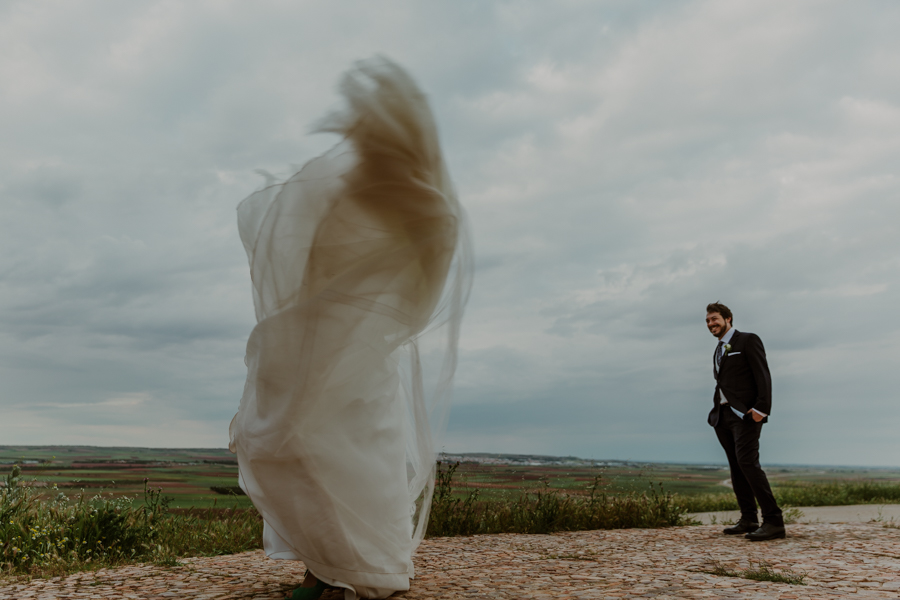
[708, 323, 726, 338]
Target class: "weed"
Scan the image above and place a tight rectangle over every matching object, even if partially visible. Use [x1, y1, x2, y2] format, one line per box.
[678, 481, 900, 513]
[1, 466, 262, 579]
[870, 507, 899, 529]
[781, 506, 804, 524]
[427, 462, 689, 537]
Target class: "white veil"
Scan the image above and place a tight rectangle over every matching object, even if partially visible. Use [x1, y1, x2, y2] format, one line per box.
[229, 57, 471, 598]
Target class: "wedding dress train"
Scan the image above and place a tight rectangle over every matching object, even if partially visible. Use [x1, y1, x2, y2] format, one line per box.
[229, 57, 471, 599]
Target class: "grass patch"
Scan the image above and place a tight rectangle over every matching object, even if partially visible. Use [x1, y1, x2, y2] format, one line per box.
[781, 506, 804, 524]
[709, 559, 807, 585]
[426, 462, 690, 537]
[676, 480, 900, 513]
[1, 465, 262, 579]
[869, 507, 900, 529]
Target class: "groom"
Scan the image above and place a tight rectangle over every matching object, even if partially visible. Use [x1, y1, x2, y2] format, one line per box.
[705, 302, 784, 541]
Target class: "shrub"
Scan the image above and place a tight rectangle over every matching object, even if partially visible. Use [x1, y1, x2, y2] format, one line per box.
[0, 466, 262, 578]
[427, 462, 689, 537]
[674, 481, 900, 514]
[774, 481, 900, 507]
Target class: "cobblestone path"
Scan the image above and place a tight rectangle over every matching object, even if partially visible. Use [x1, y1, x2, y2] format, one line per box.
[2, 523, 899, 599]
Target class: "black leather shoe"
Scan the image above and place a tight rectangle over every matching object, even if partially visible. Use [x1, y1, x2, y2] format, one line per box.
[745, 522, 786, 541]
[723, 519, 759, 535]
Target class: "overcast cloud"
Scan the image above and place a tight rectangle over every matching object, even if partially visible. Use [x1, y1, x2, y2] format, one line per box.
[1, 1, 899, 466]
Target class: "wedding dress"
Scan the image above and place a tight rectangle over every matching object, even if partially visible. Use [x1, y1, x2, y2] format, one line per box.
[229, 57, 471, 600]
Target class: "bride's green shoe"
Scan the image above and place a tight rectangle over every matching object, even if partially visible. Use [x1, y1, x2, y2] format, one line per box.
[286, 577, 328, 600]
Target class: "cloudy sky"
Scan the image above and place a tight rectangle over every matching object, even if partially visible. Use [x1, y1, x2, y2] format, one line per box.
[2, 1, 899, 467]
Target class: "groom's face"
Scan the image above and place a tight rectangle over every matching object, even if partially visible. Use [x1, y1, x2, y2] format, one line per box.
[706, 312, 731, 339]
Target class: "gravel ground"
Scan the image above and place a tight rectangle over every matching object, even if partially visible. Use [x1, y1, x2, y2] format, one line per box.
[2, 523, 899, 599]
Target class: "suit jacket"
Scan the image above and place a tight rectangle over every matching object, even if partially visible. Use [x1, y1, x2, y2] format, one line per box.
[707, 330, 772, 427]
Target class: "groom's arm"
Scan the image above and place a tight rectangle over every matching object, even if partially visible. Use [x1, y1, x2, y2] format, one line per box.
[744, 333, 772, 417]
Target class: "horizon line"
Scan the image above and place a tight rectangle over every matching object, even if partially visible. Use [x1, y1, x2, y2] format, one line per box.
[1, 445, 897, 470]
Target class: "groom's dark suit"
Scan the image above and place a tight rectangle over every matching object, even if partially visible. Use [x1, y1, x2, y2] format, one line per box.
[708, 330, 771, 426]
[708, 330, 783, 526]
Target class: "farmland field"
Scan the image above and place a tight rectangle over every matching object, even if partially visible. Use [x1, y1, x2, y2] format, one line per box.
[438, 454, 900, 501]
[2, 446, 899, 508]
[0, 445, 251, 509]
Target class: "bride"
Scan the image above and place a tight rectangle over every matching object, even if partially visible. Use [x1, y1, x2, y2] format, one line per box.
[229, 57, 471, 600]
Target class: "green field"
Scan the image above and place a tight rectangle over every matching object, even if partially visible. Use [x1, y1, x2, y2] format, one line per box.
[0, 446, 251, 509]
[2, 446, 899, 509]
[5, 446, 899, 579]
[440, 455, 900, 502]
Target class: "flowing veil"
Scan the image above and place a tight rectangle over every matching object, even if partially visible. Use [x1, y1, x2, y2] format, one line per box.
[229, 57, 471, 599]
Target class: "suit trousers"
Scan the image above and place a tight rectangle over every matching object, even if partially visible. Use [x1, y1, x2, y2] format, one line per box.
[714, 405, 783, 525]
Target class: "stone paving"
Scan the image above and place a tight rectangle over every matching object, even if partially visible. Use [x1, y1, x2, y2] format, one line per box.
[2, 523, 899, 599]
